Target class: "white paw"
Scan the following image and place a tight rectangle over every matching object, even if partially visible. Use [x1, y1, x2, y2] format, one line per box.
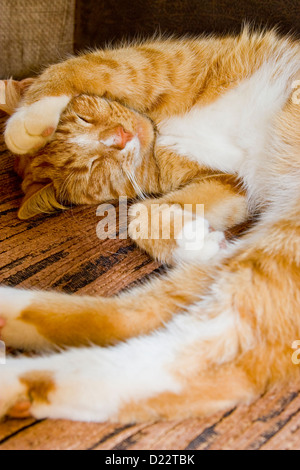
[0, 363, 29, 420]
[0, 286, 34, 317]
[5, 95, 70, 154]
[174, 217, 227, 264]
[0, 287, 46, 350]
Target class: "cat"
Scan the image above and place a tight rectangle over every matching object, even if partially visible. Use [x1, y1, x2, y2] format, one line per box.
[0, 28, 300, 423]
[1, 79, 248, 264]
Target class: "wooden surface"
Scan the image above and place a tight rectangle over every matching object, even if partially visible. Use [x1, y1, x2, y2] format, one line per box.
[1, 112, 300, 450]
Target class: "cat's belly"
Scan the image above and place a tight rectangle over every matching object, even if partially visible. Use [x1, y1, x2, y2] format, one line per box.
[157, 60, 294, 175]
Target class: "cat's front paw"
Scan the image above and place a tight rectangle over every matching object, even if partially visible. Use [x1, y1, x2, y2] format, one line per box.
[5, 96, 70, 154]
[174, 217, 228, 264]
[128, 202, 191, 241]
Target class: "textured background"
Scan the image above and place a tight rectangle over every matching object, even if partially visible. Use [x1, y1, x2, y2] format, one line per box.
[0, 0, 75, 78]
[1, 0, 300, 450]
[1, 111, 300, 450]
[74, 0, 300, 51]
[1, 0, 300, 78]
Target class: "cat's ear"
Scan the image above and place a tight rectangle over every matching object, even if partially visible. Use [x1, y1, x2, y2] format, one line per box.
[0, 78, 35, 115]
[18, 182, 65, 220]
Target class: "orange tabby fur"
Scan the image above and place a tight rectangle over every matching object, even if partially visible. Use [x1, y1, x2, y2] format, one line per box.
[2, 83, 247, 264]
[0, 29, 300, 423]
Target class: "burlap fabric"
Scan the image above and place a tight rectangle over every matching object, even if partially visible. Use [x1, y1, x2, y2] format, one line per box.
[0, 0, 75, 79]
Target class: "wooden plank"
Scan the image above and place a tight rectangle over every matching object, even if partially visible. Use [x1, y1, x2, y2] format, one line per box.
[205, 383, 300, 450]
[0, 420, 111, 451]
[0, 419, 37, 443]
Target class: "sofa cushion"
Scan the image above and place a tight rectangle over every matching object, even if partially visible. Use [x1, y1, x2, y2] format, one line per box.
[0, 0, 75, 79]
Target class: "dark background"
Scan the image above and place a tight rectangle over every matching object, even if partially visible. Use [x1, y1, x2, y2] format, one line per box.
[2, 0, 299, 79]
[75, 0, 300, 52]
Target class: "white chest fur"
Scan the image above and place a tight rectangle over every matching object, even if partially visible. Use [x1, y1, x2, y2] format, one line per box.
[157, 60, 295, 175]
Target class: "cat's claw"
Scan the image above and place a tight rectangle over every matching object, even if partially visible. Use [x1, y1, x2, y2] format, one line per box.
[4, 96, 70, 154]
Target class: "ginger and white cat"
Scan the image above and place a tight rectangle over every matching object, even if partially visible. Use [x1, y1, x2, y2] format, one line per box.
[0, 28, 300, 422]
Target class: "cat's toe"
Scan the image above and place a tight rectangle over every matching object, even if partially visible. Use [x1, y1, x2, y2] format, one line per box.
[174, 217, 228, 264]
[0, 286, 34, 319]
[5, 109, 48, 154]
[4, 96, 70, 154]
[0, 367, 29, 421]
[7, 400, 32, 419]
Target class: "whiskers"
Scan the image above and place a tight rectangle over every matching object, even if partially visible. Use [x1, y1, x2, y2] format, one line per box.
[124, 169, 147, 200]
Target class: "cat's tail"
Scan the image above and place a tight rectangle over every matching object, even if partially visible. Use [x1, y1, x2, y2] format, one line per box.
[0, 78, 35, 115]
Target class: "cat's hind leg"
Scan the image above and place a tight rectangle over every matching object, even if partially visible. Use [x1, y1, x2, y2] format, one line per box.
[0, 302, 256, 423]
[3, 223, 296, 423]
[0, 262, 214, 351]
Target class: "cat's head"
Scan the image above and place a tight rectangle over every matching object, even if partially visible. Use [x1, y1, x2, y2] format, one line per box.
[2, 82, 155, 219]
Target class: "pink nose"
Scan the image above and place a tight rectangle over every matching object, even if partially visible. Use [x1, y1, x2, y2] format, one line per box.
[116, 126, 133, 149]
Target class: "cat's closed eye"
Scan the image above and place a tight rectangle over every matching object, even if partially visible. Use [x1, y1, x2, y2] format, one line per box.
[76, 113, 94, 124]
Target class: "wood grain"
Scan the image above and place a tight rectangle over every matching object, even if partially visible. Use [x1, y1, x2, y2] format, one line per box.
[0, 112, 300, 450]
